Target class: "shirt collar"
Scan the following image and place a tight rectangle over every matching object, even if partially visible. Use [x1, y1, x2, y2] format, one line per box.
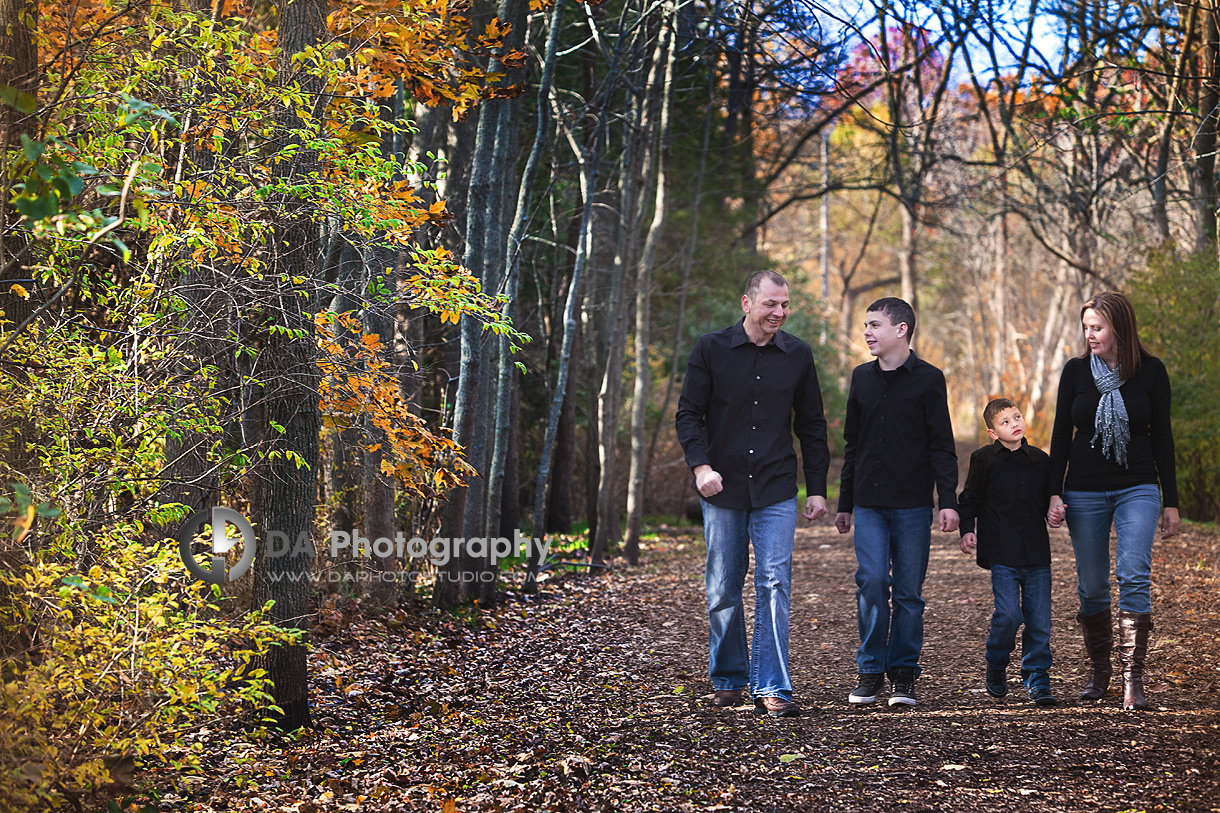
[869, 347, 919, 373]
[990, 437, 1030, 456]
[730, 318, 790, 352]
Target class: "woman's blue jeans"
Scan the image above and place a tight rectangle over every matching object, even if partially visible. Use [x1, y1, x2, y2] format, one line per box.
[986, 563, 1053, 690]
[702, 497, 798, 700]
[1064, 485, 1161, 614]
[853, 505, 933, 675]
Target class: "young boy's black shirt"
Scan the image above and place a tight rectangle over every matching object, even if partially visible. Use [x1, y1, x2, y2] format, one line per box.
[957, 439, 1051, 569]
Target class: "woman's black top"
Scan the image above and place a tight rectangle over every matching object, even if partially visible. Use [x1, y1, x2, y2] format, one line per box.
[1048, 354, 1177, 507]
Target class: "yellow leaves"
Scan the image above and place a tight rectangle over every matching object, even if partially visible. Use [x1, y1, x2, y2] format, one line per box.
[10, 501, 37, 543]
[0, 533, 287, 808]
[8, 283, 29, 299]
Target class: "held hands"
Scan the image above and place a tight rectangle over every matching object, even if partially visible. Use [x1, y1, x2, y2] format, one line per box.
[938, 509, 960, 533]
[1047, 495, 1067, 528]
[803, 495, 828, 524]
[959, 532, 977, 555]
[693, 465, 723, 498]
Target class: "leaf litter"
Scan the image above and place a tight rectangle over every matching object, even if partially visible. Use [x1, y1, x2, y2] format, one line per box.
[138, 522, 1220, 811]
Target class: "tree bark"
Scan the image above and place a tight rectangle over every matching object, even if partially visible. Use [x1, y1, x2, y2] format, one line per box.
[624, 6, 677, 564]
[249, 0, 327, 732]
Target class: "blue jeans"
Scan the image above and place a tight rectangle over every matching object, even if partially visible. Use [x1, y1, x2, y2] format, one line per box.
[702, 497, 798, 700]
[986, 564, 1053, 690]
[1064, 485, 1161, 614]
[853, 505, 933, 675]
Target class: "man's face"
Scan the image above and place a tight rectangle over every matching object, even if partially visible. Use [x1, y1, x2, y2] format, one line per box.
[863, 309, 907, 358]
[742, 280, 790, 338]
[987, 407, 1026, 446]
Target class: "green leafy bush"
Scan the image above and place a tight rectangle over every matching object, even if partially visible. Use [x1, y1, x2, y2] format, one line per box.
[0, 486, 294, 811]
[1129, 249, 1220, 523]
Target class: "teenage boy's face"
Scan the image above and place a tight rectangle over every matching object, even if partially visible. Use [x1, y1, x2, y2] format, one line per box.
[863, 310, 908, 358]
[987, 407, 1026, 446]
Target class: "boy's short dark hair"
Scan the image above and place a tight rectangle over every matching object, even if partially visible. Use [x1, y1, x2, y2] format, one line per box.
[983, 397, 1019, 430]
[866, 297, 916, 341]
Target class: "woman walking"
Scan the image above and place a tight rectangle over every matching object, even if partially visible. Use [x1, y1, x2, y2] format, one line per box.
[1047, 291, 1179, 710]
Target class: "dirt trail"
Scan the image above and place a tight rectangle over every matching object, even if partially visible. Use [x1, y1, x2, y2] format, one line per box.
[156, 520, 1220, 812]
[614, 520, 1220, 811]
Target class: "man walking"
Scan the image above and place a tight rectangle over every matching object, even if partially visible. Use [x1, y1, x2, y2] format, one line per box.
[676, 270, 830, 718]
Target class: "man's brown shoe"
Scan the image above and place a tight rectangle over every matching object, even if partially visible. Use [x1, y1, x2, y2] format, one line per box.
[710, 688, 746, 708]
[753, 696, 801, 717]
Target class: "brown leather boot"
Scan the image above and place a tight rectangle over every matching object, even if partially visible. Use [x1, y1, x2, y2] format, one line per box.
[1077, 608, 1113, 701]
[1118, 610, 1153, 710]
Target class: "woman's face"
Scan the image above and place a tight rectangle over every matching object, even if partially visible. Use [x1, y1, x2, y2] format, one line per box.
[1082, 308, 1116, 365]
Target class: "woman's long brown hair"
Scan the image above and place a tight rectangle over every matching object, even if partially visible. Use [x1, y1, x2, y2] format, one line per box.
[1079, 290, 1150, 380]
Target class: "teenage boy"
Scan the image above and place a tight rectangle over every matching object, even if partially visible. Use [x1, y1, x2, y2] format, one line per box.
[676, 270, 830, 718]
[835, 297, 959, 708]
[958, 398, 1059, 707]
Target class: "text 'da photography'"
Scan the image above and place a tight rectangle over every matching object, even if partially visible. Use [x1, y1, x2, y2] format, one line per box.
[175, 505, 551, 587]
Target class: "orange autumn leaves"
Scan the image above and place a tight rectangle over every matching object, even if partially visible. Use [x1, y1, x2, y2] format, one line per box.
[317, 311, 472, 498]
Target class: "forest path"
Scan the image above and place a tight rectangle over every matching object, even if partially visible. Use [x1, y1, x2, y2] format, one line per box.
[157, 521, 1220, 812]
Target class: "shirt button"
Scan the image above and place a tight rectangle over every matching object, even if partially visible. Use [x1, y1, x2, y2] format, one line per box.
[753, 400, 758, 405]
[756, 375, 760, 380]
[748, 475, 753, 479]
[749, 450, 754, 454]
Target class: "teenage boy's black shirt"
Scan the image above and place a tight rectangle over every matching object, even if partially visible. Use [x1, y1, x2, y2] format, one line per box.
[838, 350, 958, 514]
[676, 320, 829, 510]
[957, 439, 1052, 569]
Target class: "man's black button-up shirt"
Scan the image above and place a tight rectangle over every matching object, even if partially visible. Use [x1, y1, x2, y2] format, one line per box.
[675, 320, 829, 510]
[838, 351, 958, 514]
[957, 439, 1052, 569]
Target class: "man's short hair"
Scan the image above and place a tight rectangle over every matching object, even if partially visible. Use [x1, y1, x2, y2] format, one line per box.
[744, 270, 789, 300]
[866, 297, 917, 341]
[983, 397, 1019, 430]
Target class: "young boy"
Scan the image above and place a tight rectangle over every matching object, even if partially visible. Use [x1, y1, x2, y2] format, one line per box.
[958, 398, 1059, 707]
[835, 297, 959, 708]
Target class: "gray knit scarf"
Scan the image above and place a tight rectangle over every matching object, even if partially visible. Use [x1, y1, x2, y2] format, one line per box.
[1090, 352, 1130, 467]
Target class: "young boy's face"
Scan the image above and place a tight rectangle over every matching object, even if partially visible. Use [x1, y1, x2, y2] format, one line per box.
[863, 309, 908, 359]
[987, 407, 1026, 447]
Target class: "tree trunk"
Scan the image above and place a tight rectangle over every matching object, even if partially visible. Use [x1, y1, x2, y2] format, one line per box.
[1195, 4, 1220, 249]
[488, 0, 565, 566]
[530, 125, 605, 590]
[362, 247, 398, 604]
[249, 0, 327, 732]
[624, 7, 677, 564]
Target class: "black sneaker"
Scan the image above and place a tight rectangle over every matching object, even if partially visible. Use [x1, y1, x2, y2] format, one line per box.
[848, 673, 885, 705]
[1029, 685, 1060, 707]
[985, 666, 1008, 698]
[888, 667, 917, 707]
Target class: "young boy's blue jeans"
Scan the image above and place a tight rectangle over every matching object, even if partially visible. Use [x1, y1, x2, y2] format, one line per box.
[986, 563, 1053, 690]
[702, 497, 798, 700]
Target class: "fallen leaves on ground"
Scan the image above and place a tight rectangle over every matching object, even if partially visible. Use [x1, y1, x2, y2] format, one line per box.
[136, 522, 1220, 812]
